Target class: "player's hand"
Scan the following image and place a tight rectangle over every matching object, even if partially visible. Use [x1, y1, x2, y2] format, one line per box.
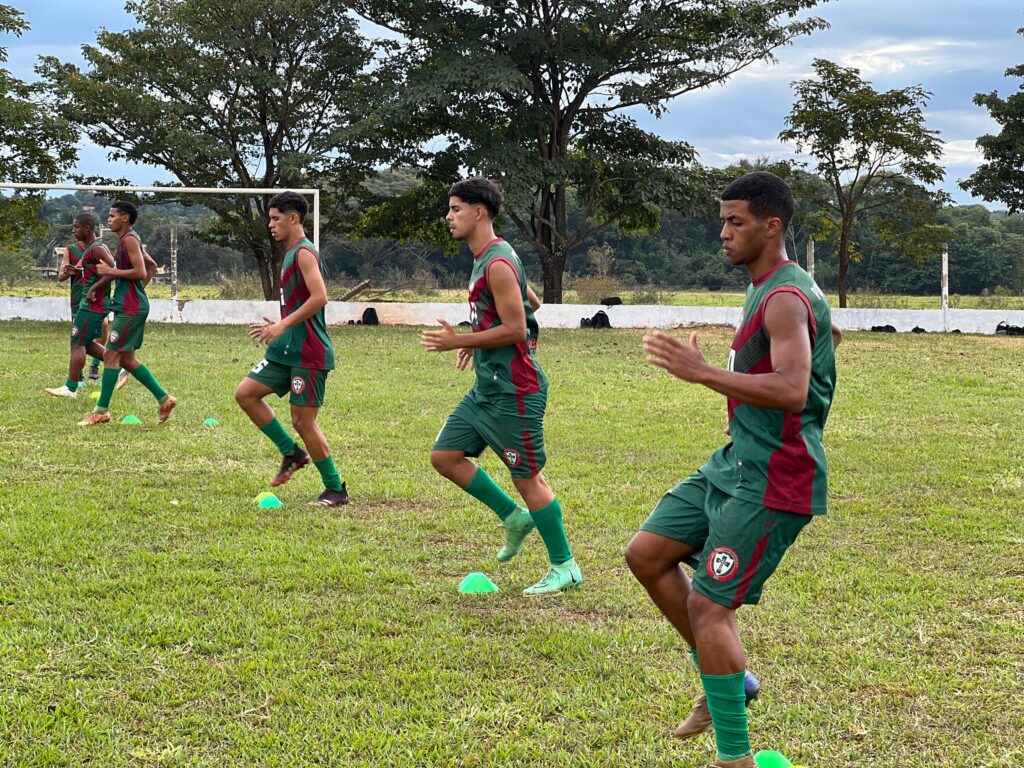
[96, 262, 114, 276]
[455, 347, 474, 371]
[249, 316, 285, 344]
[643, 330, 710, 383]
[421, 318, 460, 352]
[85, 289, 96, 303]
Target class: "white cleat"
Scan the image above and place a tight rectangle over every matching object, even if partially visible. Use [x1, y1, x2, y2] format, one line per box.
[44, 385, 78, 399]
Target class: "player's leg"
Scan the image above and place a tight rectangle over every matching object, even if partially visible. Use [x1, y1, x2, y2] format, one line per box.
[687, 491, 811, 766]
[47, 312, 91, 397]
[237, 361, 307, 486]
[511, 471, 583, 595]
[80, 343, 122, 424]
[431, 393, 521, 524]
[115, 315, 174, 419]
[287, 368, 345, 505]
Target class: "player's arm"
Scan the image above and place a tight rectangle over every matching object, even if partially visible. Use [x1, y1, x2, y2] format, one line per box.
[526, 284, 541, 311]
[57, 248, 73, 281]
[85, 246, 116, 300]
[421, 261, 527, 352]
[643, 291, 812, 413]
[832, 322, 843, 348]
[142, 250, 158, 286]
[97, 237, 146, 280]
[249, 247, 326, 343]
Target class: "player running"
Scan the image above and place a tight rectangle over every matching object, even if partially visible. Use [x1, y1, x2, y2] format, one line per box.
[422, 177, 582, 595]
[235, 191, 348, 507]
[626, 172, 840, 768]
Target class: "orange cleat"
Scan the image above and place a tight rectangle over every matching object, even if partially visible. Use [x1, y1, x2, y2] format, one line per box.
[78, 410, 111, 427]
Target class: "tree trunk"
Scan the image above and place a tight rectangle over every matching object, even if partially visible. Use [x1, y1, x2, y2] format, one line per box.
[837, 228, 850, 308]
[252, 239, 284, 301]
[541, 248, 566, 304]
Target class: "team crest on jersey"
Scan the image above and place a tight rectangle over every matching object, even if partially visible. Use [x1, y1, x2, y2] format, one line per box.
[109, 330, 120, 343]
[502, 448, 522, 468]
[291, 376, 306, 395]
[707, 547, 740, 581]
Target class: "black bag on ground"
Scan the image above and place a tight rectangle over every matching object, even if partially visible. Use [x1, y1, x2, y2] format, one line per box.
[361, 307, 379, 326]
[996, 320, 1024, 335]
[590, 310, 611, 329]
[870, 325, 897, 333]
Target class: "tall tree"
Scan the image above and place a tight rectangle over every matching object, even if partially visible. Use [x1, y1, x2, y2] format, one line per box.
[961, 28, 1024, 213]
[780, 58, 946, 307]
[39, 0, 379, 299]
[354, 0, 829, 302]
[0, 4, 76, 246]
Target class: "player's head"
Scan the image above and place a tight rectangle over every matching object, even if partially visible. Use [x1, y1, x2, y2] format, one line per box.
[447, 177, 501, 241]
[718, 171, 794, 265]
[267, 191, 308, 242]
[108, 201, 138, 233]
[72, 212, 98, 241]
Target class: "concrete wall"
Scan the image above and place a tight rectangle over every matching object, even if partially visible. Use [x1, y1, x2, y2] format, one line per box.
[2, 296, 1023, 334]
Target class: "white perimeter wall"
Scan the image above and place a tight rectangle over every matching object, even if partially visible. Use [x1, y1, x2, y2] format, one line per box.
[2, 296, 1024, 334]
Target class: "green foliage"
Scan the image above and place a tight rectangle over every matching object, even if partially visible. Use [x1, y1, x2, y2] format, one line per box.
[961, 28, 1024, 213]
[781, 59, 947, 306]
[0, 245, 33, 283]
[354, 0, 829, 301]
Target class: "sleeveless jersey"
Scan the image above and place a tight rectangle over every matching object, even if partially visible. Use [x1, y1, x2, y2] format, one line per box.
[76, 239, 110, 313]
[701, 260, 836, 516]
[266, 238, 335, 370]
[468, 239, 547, 397]
[67, 243, 87, 310]
[108, 229, 150, 316]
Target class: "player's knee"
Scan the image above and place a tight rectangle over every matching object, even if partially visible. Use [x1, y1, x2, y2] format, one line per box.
[624, 536, 657, 581]
[429, 450, 454, 477]
[687, 589, 727, 632]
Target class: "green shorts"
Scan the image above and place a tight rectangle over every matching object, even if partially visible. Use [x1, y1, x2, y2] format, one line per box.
[70, 309, 107, 348]
[641, 471, 811, 608]
[107, 312, 146, 352]
[247, 358, 329, 408]
[434, 388, 547, 478]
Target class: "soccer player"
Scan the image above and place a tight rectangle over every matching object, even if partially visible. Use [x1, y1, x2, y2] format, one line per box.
[234, 191, 347, 507]
[421, 177, 582, 595]
[78, 201, 176, 426]
[44, 213, 114, 398]
[625, 172, 839, 768]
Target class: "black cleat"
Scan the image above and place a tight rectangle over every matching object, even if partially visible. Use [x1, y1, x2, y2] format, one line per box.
[88, 363, 100, 382]
[311, 483, 349, 507]
[270, 447, 310, 487]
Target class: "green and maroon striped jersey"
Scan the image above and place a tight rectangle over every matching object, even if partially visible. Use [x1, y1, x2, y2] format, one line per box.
[468, 239, 546, 397]
[108, 229, 150, 316]
[76, 239, 110, 313]
[266, 238, 335, 371]
[67, 242, 86, 310]
[701, 260, 836, 515]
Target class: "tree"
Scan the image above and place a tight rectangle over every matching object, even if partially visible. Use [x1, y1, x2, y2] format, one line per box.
[354, 0, 828, 302]
[961, 28, 1024, 213]
[780, 58, 946, 306]
[39, 0, 380, 299]
[0, 4, 76, 247]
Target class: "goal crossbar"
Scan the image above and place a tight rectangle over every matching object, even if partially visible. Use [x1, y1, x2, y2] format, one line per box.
[0, 182, 321, 250]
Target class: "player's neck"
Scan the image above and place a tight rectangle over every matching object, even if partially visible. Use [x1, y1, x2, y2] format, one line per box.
[746, 245, 789, 282]
[283, 228, 307, 251]
[467, 226, 499, 258]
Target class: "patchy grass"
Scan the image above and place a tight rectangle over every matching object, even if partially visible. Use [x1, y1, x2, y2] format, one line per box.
[0, 323, 1021, 767]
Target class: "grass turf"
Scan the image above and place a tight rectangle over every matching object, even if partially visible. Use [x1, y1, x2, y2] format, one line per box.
[1, 322, 1021, 767]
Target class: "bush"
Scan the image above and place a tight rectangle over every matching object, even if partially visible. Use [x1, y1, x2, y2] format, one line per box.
[217, 275, 263, 300]
[0, 249, 35, 285]
[571, 274, 624, 304]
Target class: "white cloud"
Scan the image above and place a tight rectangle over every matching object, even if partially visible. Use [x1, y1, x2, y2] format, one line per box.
[943, 139, 986, 166]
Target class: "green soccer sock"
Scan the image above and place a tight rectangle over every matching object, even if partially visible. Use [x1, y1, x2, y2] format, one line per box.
[689, 647, 699, 671]
[314, 456, 344, 492]
[701, 670, 752, 761]
[97, 367, 119, 410]
[90, 357, 101, 366]
[463, 467, 519, 521]
[529, 497, 573, 565]
[259, 418, 298, 456]
[65, 377, 78, 392]
[130, 364, 167, 402]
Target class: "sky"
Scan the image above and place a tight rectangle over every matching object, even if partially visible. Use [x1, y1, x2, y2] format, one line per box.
[4, 0, 1023, 207]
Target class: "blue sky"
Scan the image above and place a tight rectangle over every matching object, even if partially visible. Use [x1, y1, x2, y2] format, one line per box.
[5, 0, 1023, 206]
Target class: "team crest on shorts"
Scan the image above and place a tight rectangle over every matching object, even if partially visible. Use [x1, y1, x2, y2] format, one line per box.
[109, 330, 120, 343]
[291, 376, 306, 394]
[71, 325, 79, 337]
[707, 547, 740, 581]
[502, 448, 522, 467]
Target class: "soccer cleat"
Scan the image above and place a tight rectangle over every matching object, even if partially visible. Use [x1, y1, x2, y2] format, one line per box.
[310, 484, 349, 507]
[496, 507, 535, 562]
[78, 410, 111, 426]
[88, 363, 100, 382]
[270, 447, 310, 487]
[44, 385, 78, 399]
[674, 671, 761, 741]
[157, 395, 177, 423]
[116, 368, 130, 390]
[523, 557, 583, 595]
[702, 758, 756, 768]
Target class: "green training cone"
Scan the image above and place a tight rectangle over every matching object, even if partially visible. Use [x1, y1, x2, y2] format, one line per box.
[458, 572, 499, 594]
[257, 494, 282, 509]
[121, 415, 142, 425]
[203, 418, 219, 427]
[90, 390, 101, 399]
[754, 751, 793, 768]
[254, 492, 274, 503]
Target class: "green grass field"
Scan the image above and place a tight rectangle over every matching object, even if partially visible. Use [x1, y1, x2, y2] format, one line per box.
[1, 323, 1022, 767]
